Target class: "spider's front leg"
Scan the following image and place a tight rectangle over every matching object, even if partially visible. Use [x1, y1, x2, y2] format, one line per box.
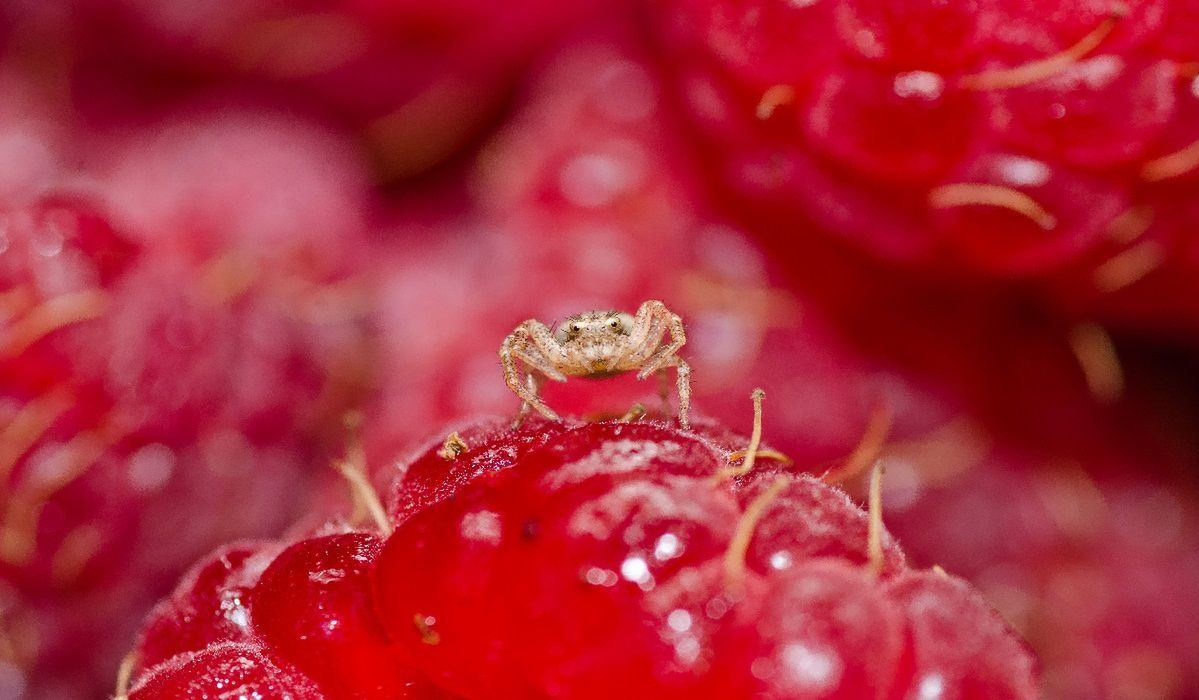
[635, 303, 686, 380]
[622, 300, 691, 429]
[500, 321, 567, 422]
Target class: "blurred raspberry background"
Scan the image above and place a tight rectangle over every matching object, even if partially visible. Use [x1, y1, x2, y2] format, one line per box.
[1, 1, 1197, 698]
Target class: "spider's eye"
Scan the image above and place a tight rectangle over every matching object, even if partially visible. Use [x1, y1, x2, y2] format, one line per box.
[569, 323, 581, 334]
[608, 318, 622, 331]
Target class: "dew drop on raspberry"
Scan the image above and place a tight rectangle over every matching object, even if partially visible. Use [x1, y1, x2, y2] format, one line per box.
[805, 65, 988, 183]
[128, 642, 325, 699]
[251, 532, 430, 697]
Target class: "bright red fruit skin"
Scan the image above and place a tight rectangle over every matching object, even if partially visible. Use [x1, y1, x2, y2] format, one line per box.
[385, 416, 574, 525]
[376, 419, 743, 698]
[374, 474, 537, 699]
[250, 532, 429, 698]
[128, 641, 325, 699]
[502, 473, 741, 697]
[134, 540, 280, 676]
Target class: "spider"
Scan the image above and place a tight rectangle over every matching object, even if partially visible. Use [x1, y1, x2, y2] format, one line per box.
[499, 299, 692, 428]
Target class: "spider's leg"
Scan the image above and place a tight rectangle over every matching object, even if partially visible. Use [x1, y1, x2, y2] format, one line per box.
[656, 368, 672, 415]
[514, 327, 568, 382]
[618, 300, 668, 369]
[522, 319, 571, 376]
[657, 355, 692, 430]
[500, 330, 560, 421]
[637, 307, 687, 379]
[514, 372, 543, 427]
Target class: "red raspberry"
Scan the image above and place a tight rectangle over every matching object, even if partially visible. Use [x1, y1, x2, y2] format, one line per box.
[373, 413, 1038, 698]
[0, 111, 375, 698]
[992, 56, 1176, 168]
[0, 195, 138, 394]
[650, 0, 1199, 345]
[929, 153, 1127, 274]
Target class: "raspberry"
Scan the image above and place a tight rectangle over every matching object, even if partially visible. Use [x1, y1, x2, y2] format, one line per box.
[373, 409, 1038, 697]
[503, 474, 740, 696]
[374, 476, 534, 698]
[0, 195, 138, 394]
[649, 0, 1199, 345]
[383, 416, 574, 525]
[127, 642, 325, 700]
[674, 0, 838, 90]
[1, 111, 374, 697]
[885, 443, 1199, 699]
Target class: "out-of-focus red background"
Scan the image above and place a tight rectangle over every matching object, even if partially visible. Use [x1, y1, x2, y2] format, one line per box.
[1, 1, 1197, 698]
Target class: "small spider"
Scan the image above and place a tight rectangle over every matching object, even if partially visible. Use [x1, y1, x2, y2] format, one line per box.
[499, 299, 691, 428]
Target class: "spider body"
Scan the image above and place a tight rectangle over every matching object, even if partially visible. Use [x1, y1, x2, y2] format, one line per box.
[499, 300, 691, 428]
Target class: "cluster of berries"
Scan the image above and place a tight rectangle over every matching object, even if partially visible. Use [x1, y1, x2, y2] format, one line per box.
[126, 406, 1037, 698]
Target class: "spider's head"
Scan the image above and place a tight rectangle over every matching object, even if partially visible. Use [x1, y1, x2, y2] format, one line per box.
[554, 310, 634, 344]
